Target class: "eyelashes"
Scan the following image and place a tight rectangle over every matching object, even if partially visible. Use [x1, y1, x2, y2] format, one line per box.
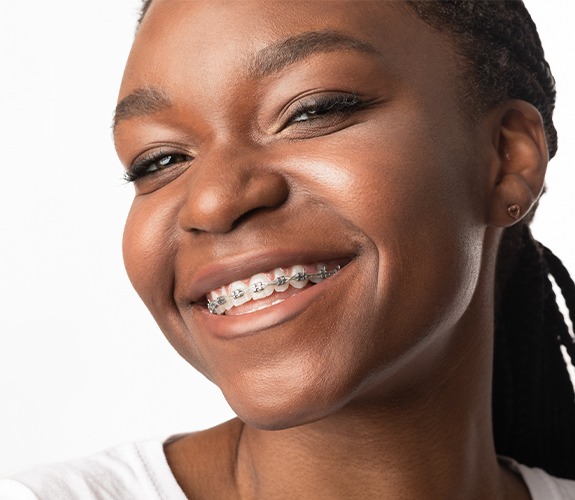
[286, 93, 364, 126]
[124, 151, 193, 183]
[124, 92, 366, 183]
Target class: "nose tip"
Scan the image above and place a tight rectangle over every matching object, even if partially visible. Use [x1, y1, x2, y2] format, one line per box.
[178, 168, 289, 234]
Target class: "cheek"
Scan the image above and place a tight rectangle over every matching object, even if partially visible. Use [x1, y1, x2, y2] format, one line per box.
[380, 149, 482, 354]
[123, 193, 214, 378]
[320, 114, 485, 361]
[122, 196, 178, 312]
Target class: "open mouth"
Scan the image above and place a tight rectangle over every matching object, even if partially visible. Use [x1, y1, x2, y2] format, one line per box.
[205, 260, 346, 316]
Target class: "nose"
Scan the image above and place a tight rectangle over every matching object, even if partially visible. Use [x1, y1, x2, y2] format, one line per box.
[177, 148, 289, 234]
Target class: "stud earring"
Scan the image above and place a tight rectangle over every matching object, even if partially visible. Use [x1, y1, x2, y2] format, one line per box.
[507, 203, 521, 220]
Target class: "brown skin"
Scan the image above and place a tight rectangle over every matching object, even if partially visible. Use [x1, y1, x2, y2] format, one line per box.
[115, 1, 548, 498]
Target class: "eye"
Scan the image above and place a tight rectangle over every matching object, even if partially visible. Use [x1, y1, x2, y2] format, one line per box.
[286, 93, 364, 126]
[124, 150, 193, 183]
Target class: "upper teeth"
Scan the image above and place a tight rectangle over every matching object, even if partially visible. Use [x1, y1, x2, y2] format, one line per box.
[206, 263, 340, 315]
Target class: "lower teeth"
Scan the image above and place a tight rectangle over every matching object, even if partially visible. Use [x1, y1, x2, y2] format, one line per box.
[206, 265, 341, 315]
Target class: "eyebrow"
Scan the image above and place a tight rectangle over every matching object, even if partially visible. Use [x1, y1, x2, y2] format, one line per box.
[248, 30, 382, 78]
[112, 30, 380, 132]
[113, 87, 172, 132]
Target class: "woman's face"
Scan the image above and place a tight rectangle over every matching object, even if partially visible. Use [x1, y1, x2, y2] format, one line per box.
[115, 0, 490, 428]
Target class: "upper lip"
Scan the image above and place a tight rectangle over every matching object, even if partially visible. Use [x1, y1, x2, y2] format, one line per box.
[181, 248, 355, 304]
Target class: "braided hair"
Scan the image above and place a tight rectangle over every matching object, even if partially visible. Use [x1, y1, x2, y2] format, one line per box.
[403, 1, 575, 479]
[137, 0, 575, 478]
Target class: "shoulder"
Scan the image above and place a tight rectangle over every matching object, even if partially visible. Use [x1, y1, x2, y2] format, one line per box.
[0, 440, 187, 500]
[500, 457, 575, 500]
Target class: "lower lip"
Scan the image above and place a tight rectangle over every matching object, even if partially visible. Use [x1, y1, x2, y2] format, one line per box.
[192, 261, 352, 339]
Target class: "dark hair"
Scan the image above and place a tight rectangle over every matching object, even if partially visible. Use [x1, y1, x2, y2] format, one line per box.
[139, 0, 152, 27]
[137, 0, 575, 479]
[403, 1, 575, 480]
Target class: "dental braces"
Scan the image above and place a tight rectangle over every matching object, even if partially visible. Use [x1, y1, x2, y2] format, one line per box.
[207, 265, 341, 314]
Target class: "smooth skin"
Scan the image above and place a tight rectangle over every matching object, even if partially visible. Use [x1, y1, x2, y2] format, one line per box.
[115, 1, 548, 498]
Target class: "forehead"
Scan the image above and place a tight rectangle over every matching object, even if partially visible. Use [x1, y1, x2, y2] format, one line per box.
[120, 0, 457, 101]
[138, 0, 400, 49]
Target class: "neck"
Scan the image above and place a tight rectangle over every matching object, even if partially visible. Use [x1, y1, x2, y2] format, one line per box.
[236, 347, 501, 499]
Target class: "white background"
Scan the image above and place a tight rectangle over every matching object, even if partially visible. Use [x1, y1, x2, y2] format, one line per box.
[0, 1, 573, 475]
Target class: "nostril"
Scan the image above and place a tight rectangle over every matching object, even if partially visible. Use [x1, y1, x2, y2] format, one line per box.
[261, 173, 290, 208]
[231, 206, 276, 230]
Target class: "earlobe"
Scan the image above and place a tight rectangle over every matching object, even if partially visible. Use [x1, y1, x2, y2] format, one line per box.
[487, 100, 548, 228]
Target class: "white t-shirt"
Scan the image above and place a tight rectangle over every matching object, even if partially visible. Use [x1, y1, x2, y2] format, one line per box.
[1, 441, 575, 499]
[0, 441, 186, 500]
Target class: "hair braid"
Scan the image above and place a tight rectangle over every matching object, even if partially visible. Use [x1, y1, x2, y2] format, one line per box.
[493, 227, 575, 477]
[404, 1, 557, 159]
[493, 226, 544, 464]
[543, 246, 575, 352]
[537, 250, 575, 474]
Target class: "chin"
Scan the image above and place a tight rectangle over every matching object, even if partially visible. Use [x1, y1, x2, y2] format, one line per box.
[219, 369, 356, 431]
[231, 397, 342, 431]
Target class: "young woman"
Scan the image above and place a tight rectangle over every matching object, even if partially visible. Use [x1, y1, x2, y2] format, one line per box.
[2, 1, 575, 498]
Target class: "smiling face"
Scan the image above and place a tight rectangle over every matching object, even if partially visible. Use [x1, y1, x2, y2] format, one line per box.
[115, 0, 492, 428]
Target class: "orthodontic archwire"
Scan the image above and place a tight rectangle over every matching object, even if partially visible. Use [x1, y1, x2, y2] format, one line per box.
[207, 265, 341, 314]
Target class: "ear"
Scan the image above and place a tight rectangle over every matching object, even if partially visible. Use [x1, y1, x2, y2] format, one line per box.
[486, 100, 548, 227]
